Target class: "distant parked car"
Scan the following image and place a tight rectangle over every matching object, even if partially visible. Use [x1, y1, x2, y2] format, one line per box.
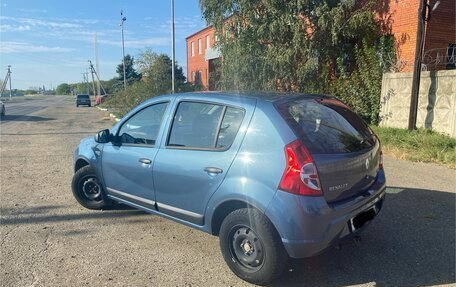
[95, 95, 109, 105]
[0, 100, 5, 119]
[76, 94, 91, 107]
[72, 92, 386, 285]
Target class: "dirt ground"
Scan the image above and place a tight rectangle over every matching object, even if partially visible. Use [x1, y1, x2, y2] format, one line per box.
[1, 96, 455, 287]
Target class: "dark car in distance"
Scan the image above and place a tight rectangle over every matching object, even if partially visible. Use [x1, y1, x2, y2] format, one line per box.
[76, 94, 91, 107]
[72, 92, 386, 285]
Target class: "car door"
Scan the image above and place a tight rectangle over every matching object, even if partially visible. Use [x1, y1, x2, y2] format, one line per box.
[101, 102, 169, 208]
[153, 98, 255, 225]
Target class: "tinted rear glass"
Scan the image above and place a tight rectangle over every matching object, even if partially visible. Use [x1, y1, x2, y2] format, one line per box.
[277, 98, 375, 154]
[77, 95, 89, 99]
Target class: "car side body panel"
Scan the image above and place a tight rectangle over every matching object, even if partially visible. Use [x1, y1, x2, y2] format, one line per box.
[203, 100, 297, 233]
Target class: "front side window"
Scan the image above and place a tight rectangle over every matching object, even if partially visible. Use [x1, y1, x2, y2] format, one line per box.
[168, 102, 245, 150]
[118, 102, 168, 146]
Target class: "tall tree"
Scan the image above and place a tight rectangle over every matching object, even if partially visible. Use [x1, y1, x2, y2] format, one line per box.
[136, 48, 186, 93]
[116, 54, 141, 86]
[199, 0, 396, 123]
[55, 83, 71, 95]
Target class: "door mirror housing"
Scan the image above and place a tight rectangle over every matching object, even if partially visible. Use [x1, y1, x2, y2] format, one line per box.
[95, 129, 111, 143]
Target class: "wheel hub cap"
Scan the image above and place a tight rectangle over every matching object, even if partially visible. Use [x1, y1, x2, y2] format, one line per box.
[230, 226, 264, 270]
[82, 177, 101, 200]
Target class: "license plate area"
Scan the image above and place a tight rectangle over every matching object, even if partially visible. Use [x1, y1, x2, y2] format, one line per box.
[349, 205, 378, 232]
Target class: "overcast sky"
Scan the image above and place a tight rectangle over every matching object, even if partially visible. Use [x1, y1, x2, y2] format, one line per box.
[0, 0, 206, 89]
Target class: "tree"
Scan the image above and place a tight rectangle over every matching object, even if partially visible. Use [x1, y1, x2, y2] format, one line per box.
[116, 54, 141, 87]
[199, 0, 396, 123]
[55, 83, 71, 95]
[136, 48, 186, 93]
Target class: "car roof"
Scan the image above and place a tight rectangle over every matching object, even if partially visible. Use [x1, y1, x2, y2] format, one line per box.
[171, 91, 334, 103]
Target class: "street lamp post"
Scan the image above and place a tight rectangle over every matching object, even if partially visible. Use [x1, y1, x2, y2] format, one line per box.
[120, 10, 127, 90]
[408, 0, 440, 130]
[171, 0, 175, 93]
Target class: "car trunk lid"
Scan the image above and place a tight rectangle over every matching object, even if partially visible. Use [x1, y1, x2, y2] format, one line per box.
[275, 95, 380, 202]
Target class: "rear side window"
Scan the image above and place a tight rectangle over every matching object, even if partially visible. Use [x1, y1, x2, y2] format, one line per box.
[277, 98, 375, 154]
[168, 102, 244, 150]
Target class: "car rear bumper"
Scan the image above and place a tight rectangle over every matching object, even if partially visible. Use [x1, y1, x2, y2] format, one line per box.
[265, 169, 386, 258]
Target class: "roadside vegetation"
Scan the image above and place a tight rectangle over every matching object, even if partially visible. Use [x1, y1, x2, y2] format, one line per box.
[200, 0, 397, 125]
[102, 49, 195, 117]
[372, 126, 456, 168]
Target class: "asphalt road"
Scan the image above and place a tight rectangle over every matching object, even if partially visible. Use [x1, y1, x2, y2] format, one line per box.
[1, 96, 455, 287]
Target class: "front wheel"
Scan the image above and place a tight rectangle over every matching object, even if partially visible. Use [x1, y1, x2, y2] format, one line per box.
[71, 165, 112, 210]
[219, 208, 288, 285]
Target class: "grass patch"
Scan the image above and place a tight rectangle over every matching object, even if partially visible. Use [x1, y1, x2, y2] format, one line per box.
[371, 126, 456, 169]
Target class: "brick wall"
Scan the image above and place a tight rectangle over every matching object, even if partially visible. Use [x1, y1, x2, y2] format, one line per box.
[423, 0, 456, 70]
[186, 26, 216, 88]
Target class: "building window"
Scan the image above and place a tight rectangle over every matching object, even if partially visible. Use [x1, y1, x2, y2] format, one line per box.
[191, 71, 196, 82]
[446, 44, 456, 69]
[215, 35, 219, 42]
[198, 39, 202, 54]
[191, 42, 195, 57]
[206, 35, 210, 50]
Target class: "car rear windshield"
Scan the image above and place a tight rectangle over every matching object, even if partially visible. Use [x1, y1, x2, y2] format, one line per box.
[276, 97, 375, 154]
[77, 95, 89, 99]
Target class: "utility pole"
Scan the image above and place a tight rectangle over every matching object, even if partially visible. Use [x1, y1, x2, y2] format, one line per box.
[88, 60, 107, 95]
[120, 10, 127, 90]
[82, 71, 90, 95]
[94, 33, 101, 96]
[88, 61, 97, 96]
[171, 0, 175, 93]
[8, 65, 13, 101]
[408, 0, 440, 130]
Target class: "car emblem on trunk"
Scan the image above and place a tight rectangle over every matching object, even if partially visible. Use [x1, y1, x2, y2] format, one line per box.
[365, 158, 370, 170]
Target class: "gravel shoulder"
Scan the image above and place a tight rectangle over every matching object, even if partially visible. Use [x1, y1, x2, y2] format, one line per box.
[1, 96, 455, 287]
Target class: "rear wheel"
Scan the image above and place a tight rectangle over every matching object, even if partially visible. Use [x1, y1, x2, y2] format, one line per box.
[71, 165, 112, 210]
[219, 208, 287, 285]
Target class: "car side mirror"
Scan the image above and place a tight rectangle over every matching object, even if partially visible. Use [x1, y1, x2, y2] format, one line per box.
[95, 129, 111, 143]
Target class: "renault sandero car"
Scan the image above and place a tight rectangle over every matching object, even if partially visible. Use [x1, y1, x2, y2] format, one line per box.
[72, 92, 386, 285]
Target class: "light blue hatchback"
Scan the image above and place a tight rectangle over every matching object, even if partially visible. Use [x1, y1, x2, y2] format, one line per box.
[72, 92, 386, 285]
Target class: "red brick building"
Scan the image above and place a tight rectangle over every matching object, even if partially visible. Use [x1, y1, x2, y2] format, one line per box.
[187, 0, 455, 88]
[186, 26, 219, 89]
[379, 0, 456, 71]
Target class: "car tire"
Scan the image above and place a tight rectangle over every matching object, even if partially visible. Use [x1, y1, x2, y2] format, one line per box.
[219, 208, 288, 285]
[76, 104, 79, 107]
[71, 165, 112, 210]
[88, 104, 91, 107]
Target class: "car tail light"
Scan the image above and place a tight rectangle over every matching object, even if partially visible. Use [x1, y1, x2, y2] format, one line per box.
[278, 140, 322, 196]
[379, 150, 383, 169]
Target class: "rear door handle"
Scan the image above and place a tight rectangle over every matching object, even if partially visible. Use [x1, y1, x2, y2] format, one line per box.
[139, 158, 152, 165]
[204, 167, 223, 175]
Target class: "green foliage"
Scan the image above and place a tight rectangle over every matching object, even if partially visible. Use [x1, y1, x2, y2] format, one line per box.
[104, 49, 193, 117]
[136, 48, 186, 93]
[55, 83, 71, 95]
[115, 54, 141, 88]
[372, 126, 456, 168]
[199, 0, 396, 123]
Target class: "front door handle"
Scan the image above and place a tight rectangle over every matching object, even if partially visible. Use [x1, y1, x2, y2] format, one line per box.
[139, 158, 152, 165]
[204, 167, 223, 175]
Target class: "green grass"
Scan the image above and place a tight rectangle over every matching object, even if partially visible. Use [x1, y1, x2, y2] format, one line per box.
[371, 126, 456, 169]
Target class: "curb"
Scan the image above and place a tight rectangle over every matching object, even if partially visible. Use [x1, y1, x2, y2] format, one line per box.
[96, 106, 120, 122]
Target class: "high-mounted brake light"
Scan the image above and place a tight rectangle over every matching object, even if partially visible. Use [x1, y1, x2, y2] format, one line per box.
[278, 140, 322, 196]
